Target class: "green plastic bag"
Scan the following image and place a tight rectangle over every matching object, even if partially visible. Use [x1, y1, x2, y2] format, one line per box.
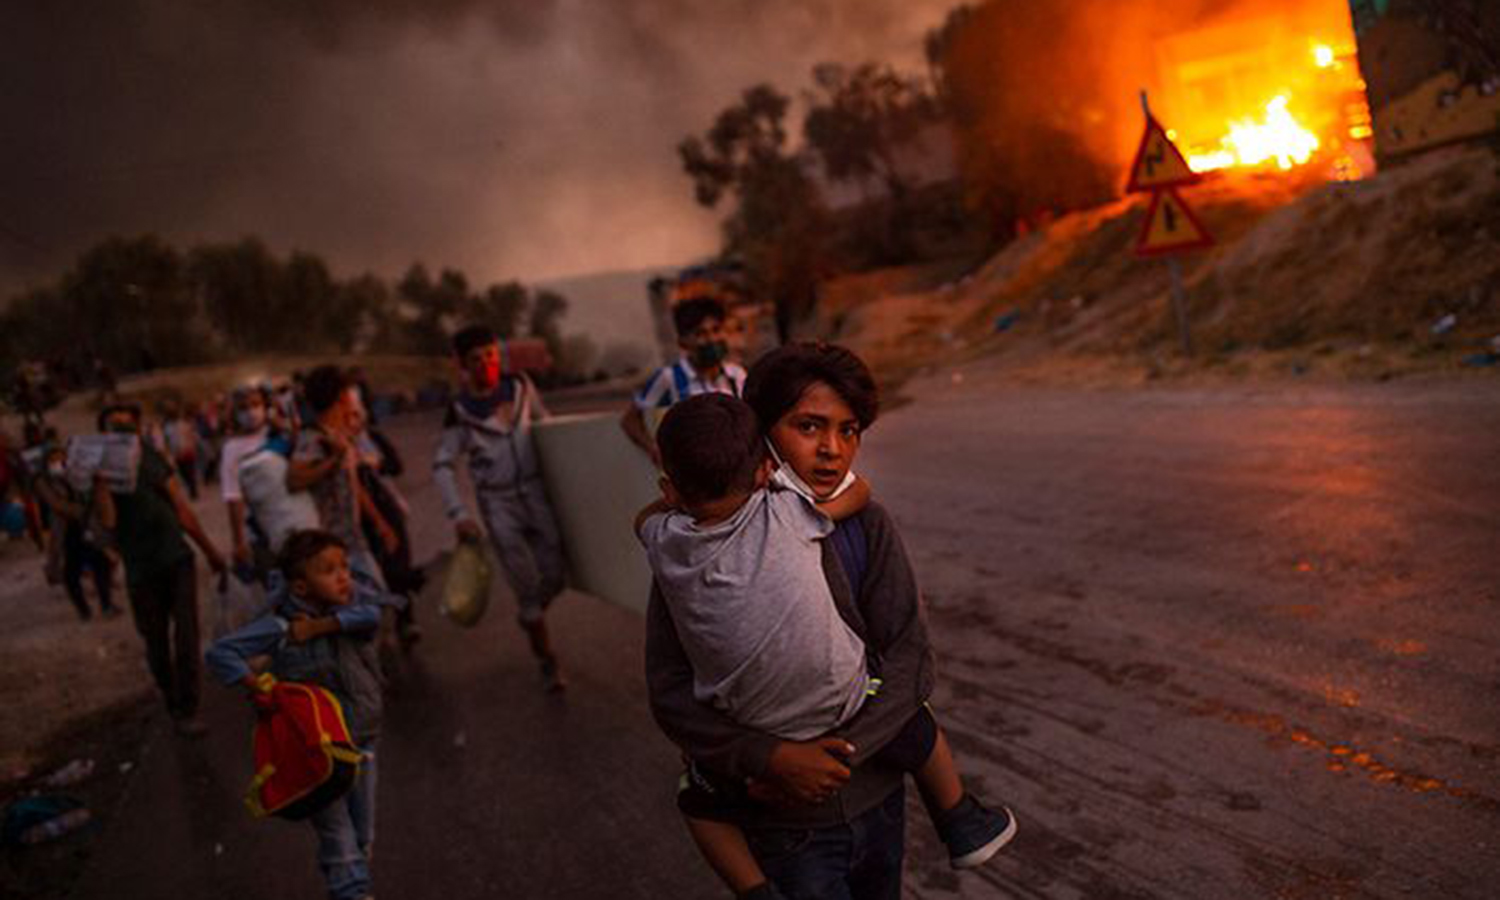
[441, 541, 492, 628]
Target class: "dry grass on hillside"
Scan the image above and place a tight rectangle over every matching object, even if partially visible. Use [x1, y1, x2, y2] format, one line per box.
[817, 145, 1500, 384]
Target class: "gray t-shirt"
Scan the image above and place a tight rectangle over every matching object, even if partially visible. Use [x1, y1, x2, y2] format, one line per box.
[640, 487, 870, 741]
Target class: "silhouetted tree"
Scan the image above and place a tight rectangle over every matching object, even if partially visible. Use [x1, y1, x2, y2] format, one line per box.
[679, 84, 834, 340]
[803, 62, 939, 201]
[679, 84, 793, 208]
[528, 289, 568, 359]
[398, 264, 475, 354]
[284, 251, 354, 352]
[189, 238, 283, 353]
[927, 3, 1116, 242]
[803, 61, 943, 263]
[474, 281, 529, 339]
[61, 235, 206, 370]
[1, 237, 585, 376]
[340, 273, 397, 353]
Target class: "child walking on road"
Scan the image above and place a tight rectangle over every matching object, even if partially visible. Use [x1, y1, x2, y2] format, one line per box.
[32, 442, 118, 621]
[639, 394, 1016, 899]
[433, 325, 568, 691]
[206, 529, 385, 900]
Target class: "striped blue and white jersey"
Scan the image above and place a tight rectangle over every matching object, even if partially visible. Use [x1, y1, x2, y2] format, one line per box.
[632, 357, 747, 411]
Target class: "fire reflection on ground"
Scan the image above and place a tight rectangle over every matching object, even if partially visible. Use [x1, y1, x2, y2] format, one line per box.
[1197, 699, 1498, 812]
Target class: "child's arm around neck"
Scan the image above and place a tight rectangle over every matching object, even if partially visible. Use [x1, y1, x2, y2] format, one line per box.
[814, 474, 870, 521]
[635, 498, 675, 539]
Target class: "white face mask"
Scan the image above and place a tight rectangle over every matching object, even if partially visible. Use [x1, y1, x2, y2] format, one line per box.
[765, 439, 856, 503]
[236, 407, 266, 432]
[47, 463, 66, 479]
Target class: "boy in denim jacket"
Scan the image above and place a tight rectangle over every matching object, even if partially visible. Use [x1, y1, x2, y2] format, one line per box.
[206, 529, 385, 900]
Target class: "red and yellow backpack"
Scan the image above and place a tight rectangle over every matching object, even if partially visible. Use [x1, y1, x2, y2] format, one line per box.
[244, 674, 363, 820]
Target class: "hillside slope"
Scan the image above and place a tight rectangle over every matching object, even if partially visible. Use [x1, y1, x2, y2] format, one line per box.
[817, 145, 1500, 382]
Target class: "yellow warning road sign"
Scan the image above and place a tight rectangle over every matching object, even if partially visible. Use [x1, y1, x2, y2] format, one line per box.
[1126, 116, 1199, 193]
[1135, 188, 1214, 256]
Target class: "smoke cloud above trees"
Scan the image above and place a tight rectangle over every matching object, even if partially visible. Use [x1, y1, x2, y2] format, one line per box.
[1, 0, 954, 296]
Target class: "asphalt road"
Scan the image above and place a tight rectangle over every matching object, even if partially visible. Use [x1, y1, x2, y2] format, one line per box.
[868, 368, 1500, 899]
[69, 371, 1500, 899]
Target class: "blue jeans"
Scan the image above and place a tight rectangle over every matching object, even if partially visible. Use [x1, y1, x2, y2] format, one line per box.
[746, 786, 907, 900]
[310, 746, 377, 900]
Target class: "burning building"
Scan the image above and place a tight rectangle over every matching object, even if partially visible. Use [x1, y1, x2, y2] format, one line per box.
[1151, 0, 1498, 178]
[933, 0, 1497, 231]
[1149, 3, 1374, 179]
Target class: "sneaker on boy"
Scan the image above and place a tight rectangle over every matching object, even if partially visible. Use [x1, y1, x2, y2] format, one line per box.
[936, 794, 1019, 869]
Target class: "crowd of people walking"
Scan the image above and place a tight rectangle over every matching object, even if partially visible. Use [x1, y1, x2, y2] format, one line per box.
[2, 298, 1016, 899]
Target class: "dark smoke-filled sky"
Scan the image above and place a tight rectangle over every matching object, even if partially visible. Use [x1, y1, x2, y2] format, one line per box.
[1, 0, 955, 297]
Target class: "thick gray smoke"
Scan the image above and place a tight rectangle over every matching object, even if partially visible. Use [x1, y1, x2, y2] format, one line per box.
[0, 0, 955, 297]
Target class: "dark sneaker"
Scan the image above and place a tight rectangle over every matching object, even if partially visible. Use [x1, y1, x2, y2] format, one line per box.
[936, 795, 1017, 869]
[540, 658, 568, 693]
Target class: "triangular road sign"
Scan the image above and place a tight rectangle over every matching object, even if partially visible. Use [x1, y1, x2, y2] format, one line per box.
[1135, 188, 1214, 256]
[1126, 115, 1199, 193]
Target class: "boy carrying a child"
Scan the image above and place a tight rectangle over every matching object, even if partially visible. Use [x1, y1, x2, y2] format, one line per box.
[638, 394, 1016, 899]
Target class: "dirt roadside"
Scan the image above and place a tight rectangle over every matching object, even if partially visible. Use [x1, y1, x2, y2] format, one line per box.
[0, 528, 199, 897]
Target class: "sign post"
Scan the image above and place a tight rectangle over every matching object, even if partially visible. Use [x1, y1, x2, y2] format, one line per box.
[1168, 258, 1191, 357]
[1126, 91, 1213, 357]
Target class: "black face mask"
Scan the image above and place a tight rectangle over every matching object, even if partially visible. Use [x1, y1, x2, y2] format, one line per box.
[107, 422, 138, 435]
[691, 340, 729, 369]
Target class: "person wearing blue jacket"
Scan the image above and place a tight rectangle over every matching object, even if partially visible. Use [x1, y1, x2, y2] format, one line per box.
[206, 529, 385, 900]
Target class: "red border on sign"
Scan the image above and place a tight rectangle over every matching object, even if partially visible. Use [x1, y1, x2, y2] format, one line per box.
[1134, 188, 1215, 257]
[1125, 116, 1201, 193]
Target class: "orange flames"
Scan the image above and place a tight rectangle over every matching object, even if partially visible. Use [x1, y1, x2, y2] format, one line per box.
[1185, 94, 1321, 172]
[1154, 16, 1374, 181]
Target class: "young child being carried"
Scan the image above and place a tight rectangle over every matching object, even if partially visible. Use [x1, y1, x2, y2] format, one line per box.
[205, 529, 385, 900]
[636, 394, 1016, 900]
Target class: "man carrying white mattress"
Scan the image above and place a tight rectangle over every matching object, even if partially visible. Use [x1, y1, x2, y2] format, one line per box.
[433, 324, 568, 692]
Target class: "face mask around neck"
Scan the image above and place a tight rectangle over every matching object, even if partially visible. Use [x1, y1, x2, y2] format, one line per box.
[690, 340, 729, 370]
[765, 439, 856, 503]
